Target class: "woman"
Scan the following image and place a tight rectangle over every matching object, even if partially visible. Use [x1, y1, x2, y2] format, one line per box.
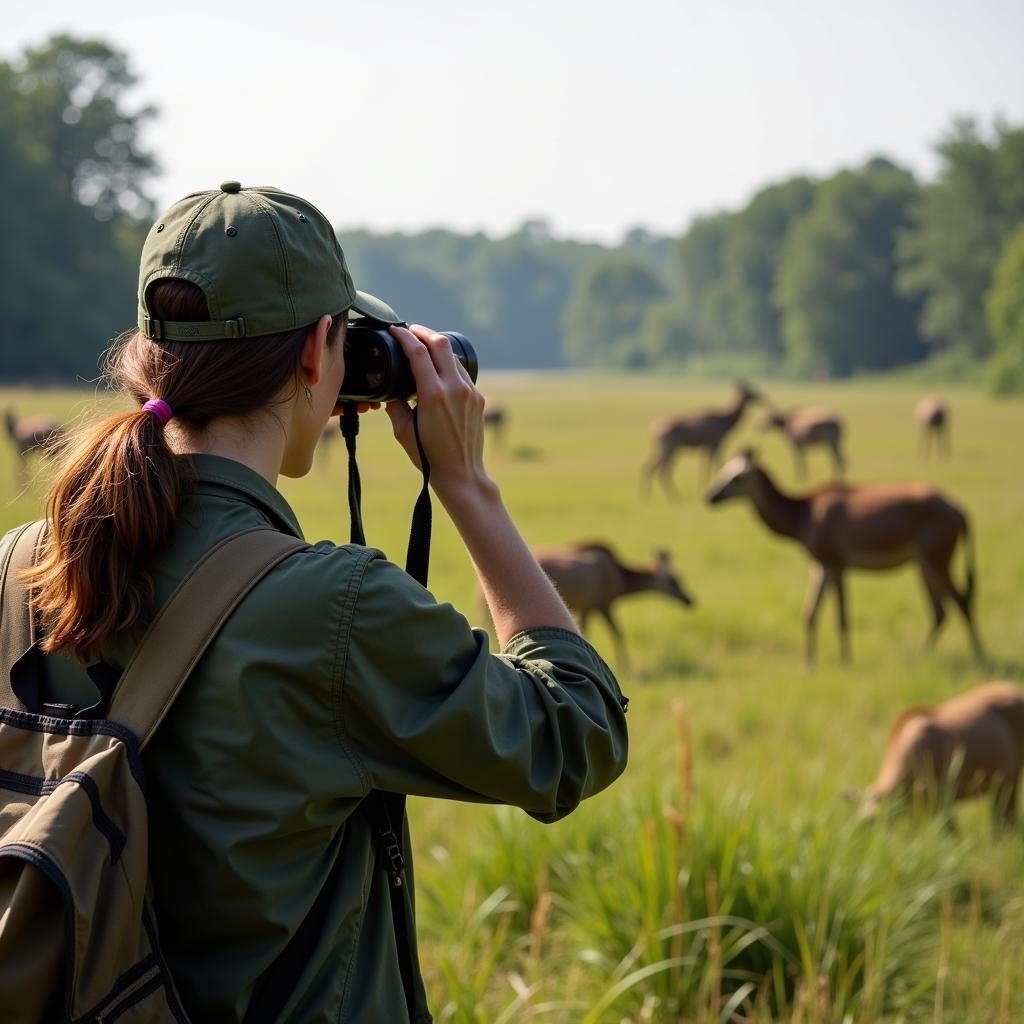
[8, 182, 628, 1020]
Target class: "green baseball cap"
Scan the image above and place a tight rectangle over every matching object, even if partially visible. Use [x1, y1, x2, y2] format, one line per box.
[138, 180, 400, 341]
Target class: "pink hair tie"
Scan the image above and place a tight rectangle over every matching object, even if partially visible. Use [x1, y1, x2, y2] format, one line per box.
[142, 398, 174, 426]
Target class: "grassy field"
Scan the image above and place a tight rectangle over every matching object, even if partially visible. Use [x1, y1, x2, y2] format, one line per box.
[2, 376, 1023, 1022]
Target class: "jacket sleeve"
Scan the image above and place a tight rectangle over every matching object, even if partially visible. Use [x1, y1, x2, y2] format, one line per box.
[338, 555, 628, 822]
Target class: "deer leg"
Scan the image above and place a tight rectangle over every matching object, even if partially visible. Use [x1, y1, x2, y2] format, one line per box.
[641, 446, 679, 501]
[657, 455, 681, 502]
[597, 607, 629, 675]
[941, 425, 952, 459]
[832, 570, 850, 664]
[803, 564, 828, 668]
[918, 562, 948, 650]
[947, 581, 985, 664]
[921, 549, 985, 661]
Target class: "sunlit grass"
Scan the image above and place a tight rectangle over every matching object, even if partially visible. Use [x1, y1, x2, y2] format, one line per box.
[2, 375, 1022, 1021]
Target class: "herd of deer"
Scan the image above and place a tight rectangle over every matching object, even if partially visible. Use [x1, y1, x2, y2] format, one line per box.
[6, 387, 1019, 824]
[536, 382, 1017, 827]
[541, 383, 975, 673]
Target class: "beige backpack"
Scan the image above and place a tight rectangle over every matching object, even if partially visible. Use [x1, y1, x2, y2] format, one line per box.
[0, 522, 306, 1022]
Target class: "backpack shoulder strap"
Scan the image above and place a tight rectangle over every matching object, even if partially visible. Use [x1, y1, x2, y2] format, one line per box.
[0, 519, 48, 710]
[107, 528, 307, 748]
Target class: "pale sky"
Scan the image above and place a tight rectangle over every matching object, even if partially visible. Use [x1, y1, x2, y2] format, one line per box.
[7, 0, 1024, 243]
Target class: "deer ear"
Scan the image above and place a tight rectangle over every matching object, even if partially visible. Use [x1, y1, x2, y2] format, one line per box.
[653, 548, 671, 565]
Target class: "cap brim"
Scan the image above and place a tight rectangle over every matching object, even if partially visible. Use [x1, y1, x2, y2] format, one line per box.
[349, 290, 402, 325]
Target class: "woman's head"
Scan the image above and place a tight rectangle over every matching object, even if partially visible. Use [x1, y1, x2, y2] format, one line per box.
[26, 181, 394, 661]
[130, 277, 347, 476]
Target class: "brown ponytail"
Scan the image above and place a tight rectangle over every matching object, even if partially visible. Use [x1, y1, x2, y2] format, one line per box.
[27, 278, 340, 662]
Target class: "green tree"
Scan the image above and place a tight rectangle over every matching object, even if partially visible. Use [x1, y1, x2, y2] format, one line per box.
[673, 213, 734, 352]
[635, 300, 701, 367]
[898, 118, 1024, 356]
[470, 231, 577, 368]
[341, 223, 605, 369]
[776, 162, 926, 377]
[985, 221, 1024, 393]
[0, 35, 158, 381]
[563, 253, 668, 367]
[720, 178, 816, 358]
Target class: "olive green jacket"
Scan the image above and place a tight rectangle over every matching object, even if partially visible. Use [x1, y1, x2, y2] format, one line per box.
[4, 454, 628, 1022]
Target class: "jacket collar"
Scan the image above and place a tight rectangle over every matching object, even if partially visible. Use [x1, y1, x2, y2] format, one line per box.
[186, 453, 305, 539]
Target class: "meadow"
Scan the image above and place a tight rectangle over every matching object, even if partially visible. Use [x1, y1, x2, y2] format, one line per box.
[2, 376, 1023, 1023]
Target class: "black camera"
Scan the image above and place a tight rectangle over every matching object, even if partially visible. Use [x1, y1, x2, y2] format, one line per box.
[339, 322, 478, 403]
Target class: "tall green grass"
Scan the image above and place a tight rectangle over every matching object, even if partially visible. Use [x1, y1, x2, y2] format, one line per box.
[2, 377, 1022, 1021]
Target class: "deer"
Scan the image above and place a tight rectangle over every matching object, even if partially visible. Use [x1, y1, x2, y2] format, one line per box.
[4, 406, 63, 483]
[483, 403, 507, 450]
[758, 406, 845, 480]
[848, 682, 1024, 829]
[533, 543, 695, 671]
[705, 449, 984, 666]
[640, 381, 761, 499]
[916, 396, 950, 459]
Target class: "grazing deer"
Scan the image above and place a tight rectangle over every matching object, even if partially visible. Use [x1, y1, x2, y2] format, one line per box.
[534, 543, 695, 670]
[640, 381, 761, 499]
[759, 407, 845, 480]
[4, 407, 63, 482]
[916, 396, 950, 459]
[705, 449, 984, 666]
[850, 682, 1024, 828]
[484, 404, 507, 450]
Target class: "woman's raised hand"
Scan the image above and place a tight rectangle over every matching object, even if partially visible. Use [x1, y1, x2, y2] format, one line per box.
[385, 324, 493, 502]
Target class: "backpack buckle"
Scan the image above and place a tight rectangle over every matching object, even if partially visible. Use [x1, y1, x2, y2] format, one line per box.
[377, 825, 405, 887]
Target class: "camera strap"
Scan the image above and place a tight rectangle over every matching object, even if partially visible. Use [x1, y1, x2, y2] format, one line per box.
[340, 403, 432, 585]
[338, 401, 428, 1022]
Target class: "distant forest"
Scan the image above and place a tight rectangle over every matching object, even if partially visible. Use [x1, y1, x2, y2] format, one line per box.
[3, 35, 1023, 391]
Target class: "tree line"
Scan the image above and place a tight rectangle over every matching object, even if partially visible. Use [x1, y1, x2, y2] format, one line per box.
[2, 35, 1022, 390]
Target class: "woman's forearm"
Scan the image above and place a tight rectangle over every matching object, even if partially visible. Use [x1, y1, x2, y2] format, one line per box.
[436, 475, 579, 647]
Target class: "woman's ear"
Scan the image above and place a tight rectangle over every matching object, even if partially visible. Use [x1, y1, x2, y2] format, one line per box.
[299, 314, 333, 386]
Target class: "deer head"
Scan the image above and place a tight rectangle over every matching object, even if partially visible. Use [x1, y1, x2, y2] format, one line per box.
[650, 549, 695, 607]
[705, 448, 759, 504]
[735, 380, 762, 405]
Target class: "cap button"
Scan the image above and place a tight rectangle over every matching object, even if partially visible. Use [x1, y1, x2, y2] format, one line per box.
[220, 180, 242, 194]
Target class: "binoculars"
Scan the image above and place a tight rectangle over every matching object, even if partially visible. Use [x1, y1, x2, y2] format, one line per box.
[339, 324, 478, 403]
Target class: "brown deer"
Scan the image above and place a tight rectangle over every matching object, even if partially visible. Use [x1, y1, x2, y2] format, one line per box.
[759, 406, 845, 480]
[916, 396, 950, 459]
[705, 449, 984, 666]
[640, 381, 761, 499]
[850, 682, 1024, 828]
[483, 404, 507, 450]
[534, 543, 695, 670]
[4, 407, 63, 482]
